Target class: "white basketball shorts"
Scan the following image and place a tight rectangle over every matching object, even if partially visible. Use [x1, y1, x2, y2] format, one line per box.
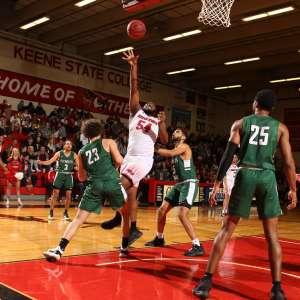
[120, 156, 153, 187]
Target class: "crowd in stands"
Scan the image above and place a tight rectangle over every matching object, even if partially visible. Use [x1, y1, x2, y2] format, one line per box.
[0, 99, 225, 188]
[0, 99, 293, 200]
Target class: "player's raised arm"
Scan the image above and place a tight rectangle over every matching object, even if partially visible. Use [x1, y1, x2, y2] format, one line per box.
[157, 143, 187, 157]
[158, 111, 168, 145]
[215, 119, 242, 185]
[77, 153, 87, 182]
[108, 139, 123, 169]
[122, 49, 140, 115]
[38, 152, 60, 166]
[278, 123, 297, 210]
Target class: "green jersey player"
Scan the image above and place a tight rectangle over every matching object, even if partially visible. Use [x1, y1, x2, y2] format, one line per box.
[38, 140, 78, 221]
[145, 128, 205, 257]
[43, 119, 130, 261]
[193, 89, 297, 300]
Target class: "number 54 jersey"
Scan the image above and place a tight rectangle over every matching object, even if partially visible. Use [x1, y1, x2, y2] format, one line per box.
[127, 109, 159, 157]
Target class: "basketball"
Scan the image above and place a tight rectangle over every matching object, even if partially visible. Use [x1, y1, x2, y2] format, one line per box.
[127, 19, 146, 40]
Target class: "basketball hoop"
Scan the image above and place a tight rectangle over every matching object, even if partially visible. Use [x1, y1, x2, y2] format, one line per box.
[197, 0, 235, 28]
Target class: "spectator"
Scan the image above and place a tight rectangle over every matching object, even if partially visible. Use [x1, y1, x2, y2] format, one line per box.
[25, 102, 35, 114]
[27, 145, 40, 172]
[17, 100, 25, 112]
[35, 103, 46, 116]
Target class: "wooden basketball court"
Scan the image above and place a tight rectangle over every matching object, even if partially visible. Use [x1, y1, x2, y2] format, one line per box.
[0, 206, 299, 299]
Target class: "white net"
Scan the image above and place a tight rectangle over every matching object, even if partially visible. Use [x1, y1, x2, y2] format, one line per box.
[198, 0, 235, 28]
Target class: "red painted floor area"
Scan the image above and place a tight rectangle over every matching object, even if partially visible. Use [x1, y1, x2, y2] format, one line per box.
[0, 236, 300, 300]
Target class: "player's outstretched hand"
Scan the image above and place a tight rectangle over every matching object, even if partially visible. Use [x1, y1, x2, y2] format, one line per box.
[158, 111, 166, 123]
[287, 190, 297, 210]
[209, 189, 218, 207]
[122, 49, 139, 66]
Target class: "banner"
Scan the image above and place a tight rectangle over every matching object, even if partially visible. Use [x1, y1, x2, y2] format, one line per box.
[12, 44, 152, 93]
[0, 69, 161, 118]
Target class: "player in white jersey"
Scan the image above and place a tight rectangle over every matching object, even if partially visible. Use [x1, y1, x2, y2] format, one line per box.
[222, 154, 239, 216]
[101, 49, 168, 246]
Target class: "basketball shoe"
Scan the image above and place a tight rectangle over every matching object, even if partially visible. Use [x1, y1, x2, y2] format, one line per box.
[119, 247, 129, 258]
[128, 227, 143, 246]
[193, 276, 212, 298]
[145, 236, 165, 247]
[184, 244, 205, 256]
[63, 211, 70, 221]
[48, 210, 54, 221]
[270, 285, 286, 300]
[43, 246, 63, 262]
[101, 211, 122, 230]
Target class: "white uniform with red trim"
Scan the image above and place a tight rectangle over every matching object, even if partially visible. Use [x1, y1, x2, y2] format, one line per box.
[224, 163, 239, 195]
[121, 109, 159, 187]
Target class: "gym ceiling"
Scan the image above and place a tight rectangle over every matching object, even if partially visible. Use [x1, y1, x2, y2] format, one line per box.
[1, 0, 300, 102]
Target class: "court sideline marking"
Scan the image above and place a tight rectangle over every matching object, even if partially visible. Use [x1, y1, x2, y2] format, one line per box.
[95, 257, 300, 280]
[250, 236, 300, 245]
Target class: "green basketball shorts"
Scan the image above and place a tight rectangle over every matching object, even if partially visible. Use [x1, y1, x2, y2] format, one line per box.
[79, 179, 127, 214]
[229, 168, 282, 219]
[53, 172, 74, 191]
[165, 180, 198, 209]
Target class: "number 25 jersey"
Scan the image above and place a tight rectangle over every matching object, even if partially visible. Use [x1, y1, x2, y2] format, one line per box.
[239, 115, 279, 171]
[127, 109, 159, 157]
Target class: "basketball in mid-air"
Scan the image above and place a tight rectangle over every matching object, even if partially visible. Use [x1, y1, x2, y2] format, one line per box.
[127, 19, 146, 40]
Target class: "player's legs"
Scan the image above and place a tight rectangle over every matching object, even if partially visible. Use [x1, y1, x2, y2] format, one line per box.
[100, 175, 132, 230]
[208, 215, 239, 272]
[63, 209, 90, 241]
[48, 189, 60, 220]
[158, 200, 173, 234]
[178, 206, 205, 256]
[126, 185, 144, 245]
[44, 183, 105, 262]
[63, 190, 72, 220]
[262, 217, 282, 281]
[120, 201, 130, 238]
[193, 215, 240, 298]
[178, 207, 196, 240]
[5, 181, 12, 207]
[16, 180, 23, 207]
[145, 200, 172, 247]
[263, 217, 286, 299]
[63, 175, 73, 220]
[127, 186, 138, 225]
[222, 192, 230, 216]
[43, 209, 90, 262]
[119, 201, 130, 257]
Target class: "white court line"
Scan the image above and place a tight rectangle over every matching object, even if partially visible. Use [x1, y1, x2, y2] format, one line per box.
[95, 257, 300, 280]
[250, 236, 300, 245]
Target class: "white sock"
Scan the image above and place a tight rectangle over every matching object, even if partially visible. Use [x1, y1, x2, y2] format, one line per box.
[18, 197, 22, 202]
[192, 238, 200, 247]
[157, 232, 164, 239]
[6, 197, 10, 202]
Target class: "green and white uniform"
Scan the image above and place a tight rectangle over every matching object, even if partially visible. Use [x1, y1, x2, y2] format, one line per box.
[229, 114, 282, 219]
[165, 151, 198, 209]
[78, 139, 126, 214]
[53, 151, 75, 191]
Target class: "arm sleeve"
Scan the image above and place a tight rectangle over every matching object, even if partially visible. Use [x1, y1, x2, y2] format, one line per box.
[216, 142, 238, 182]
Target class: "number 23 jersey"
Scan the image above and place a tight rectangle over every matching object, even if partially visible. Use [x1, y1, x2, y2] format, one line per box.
[127, 109, 159, 157]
